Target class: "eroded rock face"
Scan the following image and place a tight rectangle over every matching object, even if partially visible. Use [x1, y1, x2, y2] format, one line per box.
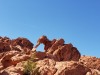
[80, 56, 100, 71]
[0, 66, 24, 75]
[0, 37, 11, 53]
[0, 37, 11, 44]
[0, 56, 100, 75]
[0, 36, 100, 75]
[37, 59, 56, 75]
[0, 37, 33, 53]
[37, 59, 90, 75]
[11, 37, 33, 50]
[0, 51, 31, 68]
[35, 36, 81, 61]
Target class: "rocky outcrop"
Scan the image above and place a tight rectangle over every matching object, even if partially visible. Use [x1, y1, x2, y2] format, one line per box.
[51, 44, 80, 61]
[11, 37, 33, 50]
[0, 55, 100, 75]
[0, 36, 100, 75]
[35, 36, 81, 61]
[0, 51, 31, 68]
[0, 65, 24, 75]
[37, 58, 56, 75]
[37, 58, 90, 75]
[0, 37, 33, 53]
[0, 37, 11, 53]
[35, 56, 100, 75]
[80, 56, 100, 71]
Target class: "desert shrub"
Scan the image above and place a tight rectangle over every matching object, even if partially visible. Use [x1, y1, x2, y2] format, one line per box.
[23, 53, 40, 75]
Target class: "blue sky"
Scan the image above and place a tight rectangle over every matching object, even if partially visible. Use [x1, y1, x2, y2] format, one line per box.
[0, 0, 100, 57]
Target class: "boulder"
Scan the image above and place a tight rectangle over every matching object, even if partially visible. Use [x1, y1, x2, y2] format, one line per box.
[0, 51, 30, 68]
[0, 37, 11, 53]
[0, 66, 24, 75]
[49, 44, 81, 61]
[55, 61, 90, 75]
[35, 51, 47, 60]
[80, 56, 100, 70]
[37, 58, 57, 75]
[37, 59, 90, 75]
[1, 51, 19, 68]
[11, 37, 33, 50]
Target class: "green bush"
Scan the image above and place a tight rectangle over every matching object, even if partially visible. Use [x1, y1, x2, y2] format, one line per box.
[23, 53, 40, 75]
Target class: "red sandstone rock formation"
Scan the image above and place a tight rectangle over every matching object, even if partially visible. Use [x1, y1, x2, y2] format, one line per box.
[0, 37, 11, 53]
[35, 36, 56, 52]
[0, 37, 33, 53]
[0, 36, 99, 75]
[80, 56, 100, 71]
[0, 51, 30, 68]
[35, 36, 81, 61]
[11, 37, 33, 50]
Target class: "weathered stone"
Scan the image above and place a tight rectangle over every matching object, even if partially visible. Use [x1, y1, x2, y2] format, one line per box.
[37, 58, 57, 75]
[37, 59, 90, 75]
[35, 36, 81, 61]
[0, 36, 99, 75]
[11, 37, 33, 50]
[80, 56, 100, 70]
[0, 51, 30, 68]
[0, 42, 11, 53]
[71, 47, 81, 61]
[35, 51, 47, 60]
